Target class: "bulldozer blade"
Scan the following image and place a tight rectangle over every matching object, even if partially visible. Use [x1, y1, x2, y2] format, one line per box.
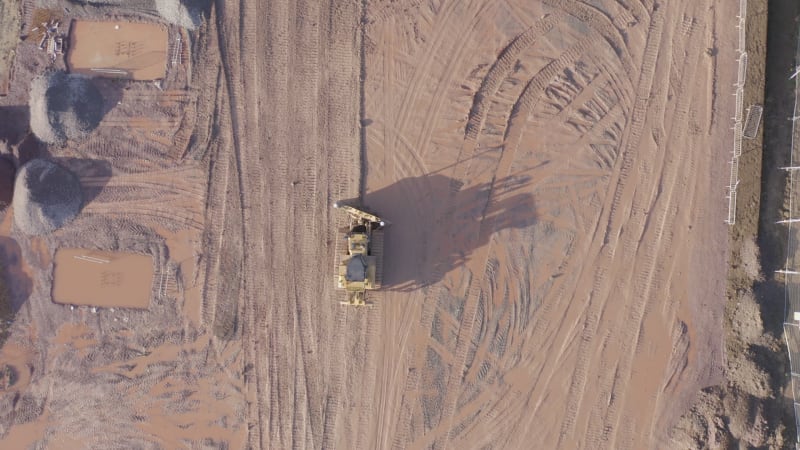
[371, 229, 384, 288]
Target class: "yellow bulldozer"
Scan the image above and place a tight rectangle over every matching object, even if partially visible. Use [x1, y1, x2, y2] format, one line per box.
[333, 202, 386, 306]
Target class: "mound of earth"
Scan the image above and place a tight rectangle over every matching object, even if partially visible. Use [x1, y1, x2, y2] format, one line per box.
[13, 159, 83, 235]
[0, 365, 16, 390]
[64, 0, 207, 29]
[154, 0, 206, 29]
[29, 71, 103, 145]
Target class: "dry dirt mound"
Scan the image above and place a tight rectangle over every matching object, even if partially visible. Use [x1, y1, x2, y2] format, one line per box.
[29, 71, 103, 145]
[63, 0, 206, 29]
[13, 159, 82, 235]
[155, 0, 205, 29]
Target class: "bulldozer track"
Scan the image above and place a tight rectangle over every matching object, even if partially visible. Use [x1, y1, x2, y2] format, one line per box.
[353, 0, 733, 448]
[372, 229, 385, 289]
[465, 13, 563, 141]
[412, 0, 496, 163]
[555, 4, 667, 446]
[387, 0, 482, 174]
[210, 0, 365, 447]
[543, 0, 636, 78]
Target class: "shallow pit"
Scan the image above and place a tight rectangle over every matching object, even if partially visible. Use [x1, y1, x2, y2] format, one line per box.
[52, 248, 154, 309]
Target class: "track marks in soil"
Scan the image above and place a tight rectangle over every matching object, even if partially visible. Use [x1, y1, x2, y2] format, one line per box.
[80, 163, 207, 231]
[553, 5, 667, 446]
[543, 0, 636, 77]
[211, 0, 364, 448]
[364, 0, 641, 447]
[361, 0, 723, 448]
[382, 0, 486, 177]
[465, 13, 564, 141]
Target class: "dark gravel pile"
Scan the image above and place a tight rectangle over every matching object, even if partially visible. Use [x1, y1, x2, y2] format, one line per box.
[13, 159, 83, 235]
[155, 0, 204, 29]
[29, 71, 103, 145]
[0, 158, 14, 212]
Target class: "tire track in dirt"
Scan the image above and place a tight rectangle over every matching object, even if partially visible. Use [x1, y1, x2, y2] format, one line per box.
[367, 14, 422, 450]
[377, 162, 448, 450]
[540, 3, 708, 446]
[367, 0, 424, 24]
[553, 6, 665, 444]
[413, 0, 497, 162]
[587, 5, 706, 447]
[256, 0, 292, 442]
[378, 150, 471, 448]
[368, 3, 493, 447]
[466, 4, 652, 446]
[210, 0, 266, 447]
[437, 55, 607, 450]
[350, 307, 380, 450]
[319, 2, 368, 446]
[426, 34, 598, 450]
[614, 0, 651, 25]
[198, 26, 230, 332]
[464, 13, 563, 141]
[390, 17, 601, 450]
[644, 116, 703, 447]
[358, 0, 721, 448]
[501, 0, 539, 28]
[223, 0, 364, 447]
[288, 1, 331, 447]
[543, 0, 636, 78]
[384, 0, 483, 177]
[390, 0, 498, 187]
[380, 21, 397, 186]
[504, 38, 594, 146]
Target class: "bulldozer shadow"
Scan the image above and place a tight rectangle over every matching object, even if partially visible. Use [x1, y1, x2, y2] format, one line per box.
[362, 173, 537, 292]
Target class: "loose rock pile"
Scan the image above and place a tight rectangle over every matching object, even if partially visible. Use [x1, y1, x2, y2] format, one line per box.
[29, 71, 103, 145]
[13, 159, 83, 235]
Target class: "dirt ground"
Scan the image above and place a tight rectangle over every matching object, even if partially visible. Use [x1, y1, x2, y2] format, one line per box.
[670, 0, 800, 448]
[354, 0, 735, 448]
[0, 0, 20, 96]
[192, 0, 739, 448]
[0, 0, 786, 449]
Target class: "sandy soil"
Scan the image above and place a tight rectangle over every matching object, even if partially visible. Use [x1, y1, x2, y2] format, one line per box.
[0, 0, 753, 449]
[197, 0, 735, 448]
[0, 0, 20, 96]
[354, 0, 734, 448]
[670, 0, 799, 447]
[67, 20, 169, 80]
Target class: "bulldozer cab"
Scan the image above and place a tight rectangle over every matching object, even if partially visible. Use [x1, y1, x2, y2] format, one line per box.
[345, 254, 369, 283]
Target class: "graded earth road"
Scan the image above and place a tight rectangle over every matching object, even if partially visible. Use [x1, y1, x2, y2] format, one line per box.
[216, 0, 736, 449]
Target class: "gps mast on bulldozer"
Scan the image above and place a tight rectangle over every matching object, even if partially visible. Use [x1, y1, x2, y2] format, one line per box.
[333, 202, 386, 306]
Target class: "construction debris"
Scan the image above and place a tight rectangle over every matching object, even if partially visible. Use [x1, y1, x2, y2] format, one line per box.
[13, 159, 83, 236]
[33, 19, 65, 63]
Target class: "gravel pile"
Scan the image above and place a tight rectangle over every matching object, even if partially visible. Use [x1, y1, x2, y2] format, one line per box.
[0, 157, 14, 212]
[13, 159, 83, 235]
[155, 0, 203, 29]
[29, 71, 103, 145]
